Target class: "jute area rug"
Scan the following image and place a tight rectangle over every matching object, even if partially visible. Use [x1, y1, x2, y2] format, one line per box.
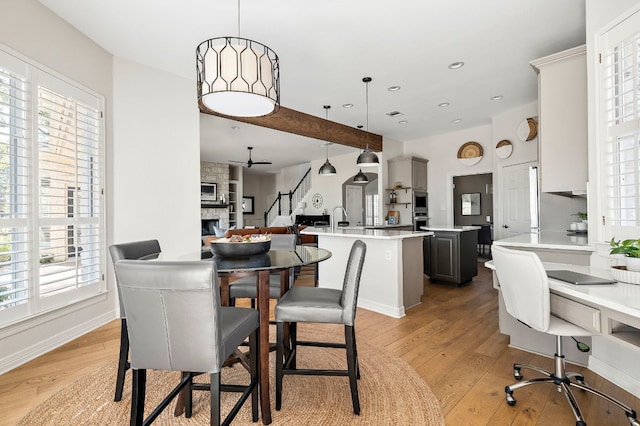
[18, 325, 445, 425]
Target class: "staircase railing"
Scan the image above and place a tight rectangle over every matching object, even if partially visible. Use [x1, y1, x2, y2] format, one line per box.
[264, 167, 311, 226]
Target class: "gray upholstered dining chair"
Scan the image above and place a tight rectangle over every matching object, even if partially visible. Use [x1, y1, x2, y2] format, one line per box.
[114, 259, 259, 426]
[275, 239, 366, 415]
[109, 239, 162, 402]
[492, 246, 639, 426]
[228, 234, 297, 307]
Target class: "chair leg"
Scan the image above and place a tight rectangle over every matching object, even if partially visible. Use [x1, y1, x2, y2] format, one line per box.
[276, 321, 284, 411]
[130, 369, 146, 426]
[290, 322, 297, 370]
[210, 372, 221, 426]
[250, 327, 259, 422]
[352, 328, 361, 380]
[114, 318, 130, 402]
[183, 372, 193, 418]
[345, 325, 360, 415]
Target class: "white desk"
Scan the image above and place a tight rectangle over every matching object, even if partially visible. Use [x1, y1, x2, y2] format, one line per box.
[486, 260, 640, 398]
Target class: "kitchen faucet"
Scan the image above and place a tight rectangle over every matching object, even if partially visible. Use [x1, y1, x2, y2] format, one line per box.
[331, 206, 348, 232]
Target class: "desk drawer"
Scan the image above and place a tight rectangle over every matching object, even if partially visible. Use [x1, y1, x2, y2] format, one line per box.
[550, 294, 601, 333]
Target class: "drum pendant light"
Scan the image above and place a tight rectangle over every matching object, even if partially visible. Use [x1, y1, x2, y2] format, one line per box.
[318, 105, 337, 176]
[356, 77, 380, 167]
[196, 0, 280, 117]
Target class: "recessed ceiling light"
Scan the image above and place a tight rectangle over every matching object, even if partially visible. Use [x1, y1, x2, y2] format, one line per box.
[490, 95, 503, 101]
[398, 120, 408, 124]
[342, 103, 354, 108]
[448, 61, 464, 70]
[386, 110, 404, 117]
[438, 102, 450, 107]
[452, 118, 462, 123]
[388, 86, 401, 92]
[231, 126, 240, 130]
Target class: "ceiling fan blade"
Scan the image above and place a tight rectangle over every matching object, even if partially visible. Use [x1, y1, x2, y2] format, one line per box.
[251, 161, 272, 165]
[229, 160, 246, 164]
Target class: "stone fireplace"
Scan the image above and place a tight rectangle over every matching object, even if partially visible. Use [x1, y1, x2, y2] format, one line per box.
[201, 219, 220, 236]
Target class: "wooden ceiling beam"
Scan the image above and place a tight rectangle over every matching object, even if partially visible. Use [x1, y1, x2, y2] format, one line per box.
[200, 105, 383, 152]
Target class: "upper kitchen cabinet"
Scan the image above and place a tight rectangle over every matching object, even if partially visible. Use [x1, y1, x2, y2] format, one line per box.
[531, 45, 587, 194]
[388, 156, 429, 191]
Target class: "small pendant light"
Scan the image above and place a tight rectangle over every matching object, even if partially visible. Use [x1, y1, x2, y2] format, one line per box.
[318, 105, 337, 176]
[356, 77, 380, 167]
[353, 124, 369, 184]
[353, 169, 369, 184]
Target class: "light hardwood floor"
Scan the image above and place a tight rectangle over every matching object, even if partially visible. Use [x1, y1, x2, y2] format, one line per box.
[1, 263, 639, 425]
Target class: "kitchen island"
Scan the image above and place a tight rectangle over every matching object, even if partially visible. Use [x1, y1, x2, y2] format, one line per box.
[421, 226, 480, 285]
[301, 227, 433, 318]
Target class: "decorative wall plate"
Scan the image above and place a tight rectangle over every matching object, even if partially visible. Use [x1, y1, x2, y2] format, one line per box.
[457, 141, 483, 166]
[311, 193, 323, 209]
[495, 139, 513, 159]
[517, 117, 538, 141]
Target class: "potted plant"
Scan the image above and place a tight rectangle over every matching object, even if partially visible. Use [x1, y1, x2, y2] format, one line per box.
[574, 212, 588, 222]
[609, 237, 640, 271]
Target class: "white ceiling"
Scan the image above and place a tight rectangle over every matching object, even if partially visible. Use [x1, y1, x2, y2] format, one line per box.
[39, 0, 586, 174]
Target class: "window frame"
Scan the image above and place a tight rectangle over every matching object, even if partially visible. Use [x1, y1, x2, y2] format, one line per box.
[0, 44, 106, 328]
[597, 7, 640, 241]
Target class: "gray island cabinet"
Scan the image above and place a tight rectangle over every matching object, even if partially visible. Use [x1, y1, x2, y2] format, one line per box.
[421, 226, 479, 286]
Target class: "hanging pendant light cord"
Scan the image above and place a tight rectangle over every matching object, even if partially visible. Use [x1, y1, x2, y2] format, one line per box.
[365, 81, 369, 134]
[237, 0, 241, 37]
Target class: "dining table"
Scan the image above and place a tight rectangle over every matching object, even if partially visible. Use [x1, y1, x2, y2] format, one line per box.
[175, 244, 331, 425]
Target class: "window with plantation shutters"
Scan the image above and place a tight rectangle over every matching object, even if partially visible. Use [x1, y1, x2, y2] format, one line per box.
[0, 46, 104, 326]
[600, 9, 640, 237]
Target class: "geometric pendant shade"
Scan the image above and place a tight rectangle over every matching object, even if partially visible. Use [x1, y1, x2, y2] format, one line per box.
[197, 36, 280, 117]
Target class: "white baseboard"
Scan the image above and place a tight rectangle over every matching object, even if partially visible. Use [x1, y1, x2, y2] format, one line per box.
[0, 311, 115, 375]
[357, 298, 405, 318]
[589, 356, 640, 399]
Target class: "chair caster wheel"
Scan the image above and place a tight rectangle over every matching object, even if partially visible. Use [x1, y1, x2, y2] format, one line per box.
[513, 367, 522, 380]
[505, 387, 516, 406]
[576, 421, 586, 426]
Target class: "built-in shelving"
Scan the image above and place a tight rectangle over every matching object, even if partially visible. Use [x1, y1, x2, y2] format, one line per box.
[385, 186, 411, 193]
[385, 202, 412, 208]
[228, 180, 239, 228]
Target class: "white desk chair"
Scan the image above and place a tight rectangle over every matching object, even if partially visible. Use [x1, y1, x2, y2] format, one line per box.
[492, 246, 639, 426]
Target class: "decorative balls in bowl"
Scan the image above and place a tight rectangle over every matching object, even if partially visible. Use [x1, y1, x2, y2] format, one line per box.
[210, 234, 271, 257]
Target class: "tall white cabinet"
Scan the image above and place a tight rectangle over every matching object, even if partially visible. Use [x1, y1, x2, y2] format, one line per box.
[531, 45, 587, 193]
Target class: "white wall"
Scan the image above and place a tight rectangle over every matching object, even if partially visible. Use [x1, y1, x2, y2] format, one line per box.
[0, 0, 202, 373]
[112, 58, 201, 260]
[404, 125, 494, 226]
[0, 0, 117, 372]
[243, 171, 276, 227]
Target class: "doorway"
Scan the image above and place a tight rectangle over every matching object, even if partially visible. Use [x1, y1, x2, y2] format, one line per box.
[344, 173, 378, 226]
[453, 173, 493, 226]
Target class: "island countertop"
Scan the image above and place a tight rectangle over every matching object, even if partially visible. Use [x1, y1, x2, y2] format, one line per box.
[493, 230, 593, 252]
[301, 226, 433, 240]
[420, 225, 481, 232]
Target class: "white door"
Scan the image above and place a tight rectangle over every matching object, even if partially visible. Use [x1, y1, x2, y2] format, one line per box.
[500, 162, 538, 239]
[345, 185, 363, 226]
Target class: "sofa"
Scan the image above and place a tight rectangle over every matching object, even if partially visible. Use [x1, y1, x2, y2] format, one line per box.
[224, 226, 315, 244]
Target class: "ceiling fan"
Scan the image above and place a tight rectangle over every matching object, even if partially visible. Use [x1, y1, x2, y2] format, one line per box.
[230, 146, 273, 168]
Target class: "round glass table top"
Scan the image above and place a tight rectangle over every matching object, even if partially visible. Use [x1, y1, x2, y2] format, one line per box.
[210, 245, 331, 273]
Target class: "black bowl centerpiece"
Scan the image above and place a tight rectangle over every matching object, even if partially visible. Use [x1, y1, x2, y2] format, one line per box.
[210, 234, 271, 258]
